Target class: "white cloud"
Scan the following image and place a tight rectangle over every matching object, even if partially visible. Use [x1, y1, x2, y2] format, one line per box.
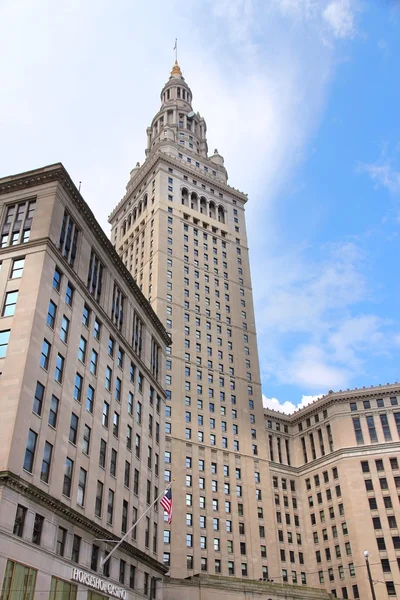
[358, 162, 400, 194]
[262, 393, 323, 414]
[256, 240, 396, 391]
[322, 0, 355, 39]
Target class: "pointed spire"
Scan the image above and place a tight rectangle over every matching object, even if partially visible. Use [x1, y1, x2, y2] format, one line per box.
[170, 60, 182, 78]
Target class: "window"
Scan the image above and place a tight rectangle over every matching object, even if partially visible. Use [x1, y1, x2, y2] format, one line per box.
[40, 339, 51, 370]
[2, 560, 37, 600]
[10, 257, 25, 279]
[13, 505, 27, 537]
[102, 401, 110, 427]
[63, 457, 74, 497]
[86, 385, 95, 413]
[366, 414, 377, 442]
[380, 414, 392, 441]
[94, 318, 101, 341]
[0, 290, 18, 318]
[1, 200, 36, 247]
[352, 417, 363, 444]
[78, 336, 87, 363]
[59, 210, 79, 266]
[77, 468, 87, 505]
[60, 315, 70, 343]
[31, 513, 44, 545]
[54, 353, 65, 383]
[107, 489, 115, 524]
[23, 429, 37, 472]
[87, 249, 104, 301]
[53, 267, 62, 291]
[40, 441, 53, 483]
[56, 527, 67, 557]
[65, 281, 74, 306]
[83, 425, 91, 454]
[69, 413, 79, 444]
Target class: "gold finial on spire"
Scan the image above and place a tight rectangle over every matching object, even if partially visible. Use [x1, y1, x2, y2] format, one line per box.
[171, 60, 182, 77]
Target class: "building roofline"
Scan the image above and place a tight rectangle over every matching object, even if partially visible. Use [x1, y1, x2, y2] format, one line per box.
[264, 382, 400, 421]
[108, 150, 248, 223]
[0, 163, 171, 346]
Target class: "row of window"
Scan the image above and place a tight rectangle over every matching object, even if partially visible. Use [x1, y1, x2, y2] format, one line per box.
[352, 412, 400, 444]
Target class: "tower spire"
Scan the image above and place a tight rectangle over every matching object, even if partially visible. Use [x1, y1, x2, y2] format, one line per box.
[173, 38, 177, 63]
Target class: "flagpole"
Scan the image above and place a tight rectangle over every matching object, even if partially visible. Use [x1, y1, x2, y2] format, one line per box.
[100, 480, 174, 571]
[175, 38, 178, 62]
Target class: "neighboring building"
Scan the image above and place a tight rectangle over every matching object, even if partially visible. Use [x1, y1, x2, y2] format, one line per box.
[0, 164, 170, 600]
[263, 384, 400, 599]
[163, 574, 333, 600]
[109, 62, 285, 584]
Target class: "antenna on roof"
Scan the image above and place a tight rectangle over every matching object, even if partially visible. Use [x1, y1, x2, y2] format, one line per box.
[78, 181, 82, 192]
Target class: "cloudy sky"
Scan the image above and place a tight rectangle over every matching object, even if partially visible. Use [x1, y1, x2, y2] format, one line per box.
[1, 0, 399, 413]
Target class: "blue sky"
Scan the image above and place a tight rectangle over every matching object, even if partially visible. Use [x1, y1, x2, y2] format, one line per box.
[0, 0, 399, 412]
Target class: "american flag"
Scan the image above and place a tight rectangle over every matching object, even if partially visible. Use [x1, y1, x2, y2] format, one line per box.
[160, 488, 172, 524]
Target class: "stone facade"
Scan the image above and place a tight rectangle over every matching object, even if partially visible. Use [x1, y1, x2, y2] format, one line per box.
[263, 385, 400, 599]
[0, 164, 170, 600]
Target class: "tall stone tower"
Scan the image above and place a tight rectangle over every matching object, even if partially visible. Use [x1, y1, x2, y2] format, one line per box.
[109, 62, 283, 581]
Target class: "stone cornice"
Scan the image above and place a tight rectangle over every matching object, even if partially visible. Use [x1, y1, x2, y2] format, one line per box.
[0, 471, 168, 575]
[108, 150, 248, 223]
[264, 383, 400, 422]
[0, 163, 171, 347]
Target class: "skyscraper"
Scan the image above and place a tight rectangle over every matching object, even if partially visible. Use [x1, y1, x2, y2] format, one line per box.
[109, 62, 288, 582]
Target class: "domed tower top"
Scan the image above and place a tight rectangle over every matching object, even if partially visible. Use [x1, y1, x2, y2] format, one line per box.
[145, 60, 209, 159]
[160, 60, 193, 109]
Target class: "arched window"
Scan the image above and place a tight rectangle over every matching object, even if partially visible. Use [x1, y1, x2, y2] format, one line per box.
[200, 197, 207, 215]
[209, 201, 216, 219]
[143, 194, 148, 209]
[138, 201, 142, 215]
[218, 205, 225, 224]
[182, 188, 189, 207]
[133, 208, 137, 221]
[191, 192, 198, 211]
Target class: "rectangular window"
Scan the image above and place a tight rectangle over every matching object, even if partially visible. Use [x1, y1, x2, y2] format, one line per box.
[1, 290, 18, 318]
[48, 395, 59, 427]
[352, 417, 364, 444]
[380, 414, 392, 441]
[77, 467, 87, 505]
[32, 514, 44, 545]
[10, 257, 25, 279]
[111, 283, 125, 331]
[2, 560, 37, 600]
[87, 249, 104, 301]
[54, 353, 65, 383]
[23, 429, 37, 472]
[60, 315, 70, 343]
[59, 210, 79, 266]
[107, 489, 115, 524]
[132, 312, 144, 358]
[40, 339, 51, 370]
[1, 200, 36, 248]
[366, 415, 377, 442]
[95, 481, 103, 516]
[63, 457, 74, 497]
[13, 505, 27, 537]
[40, 441, 53, 483]
[33, 381, 45, 416]
[56, 527, 67, 556]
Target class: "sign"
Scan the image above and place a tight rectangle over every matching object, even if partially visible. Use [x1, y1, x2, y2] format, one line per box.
[71, 568, 127, 599]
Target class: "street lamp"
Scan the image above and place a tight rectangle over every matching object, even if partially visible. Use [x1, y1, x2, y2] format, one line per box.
[364, 550, 377, 600]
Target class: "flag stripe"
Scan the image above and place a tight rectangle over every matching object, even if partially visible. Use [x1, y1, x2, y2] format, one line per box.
[160, 488, 172, 524]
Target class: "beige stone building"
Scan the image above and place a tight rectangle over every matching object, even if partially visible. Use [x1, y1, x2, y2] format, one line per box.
[108, 61, 282, 586]
[0, 164, 170, 600]
[108, 61, 400, 600]
[263, 384, 400, 599]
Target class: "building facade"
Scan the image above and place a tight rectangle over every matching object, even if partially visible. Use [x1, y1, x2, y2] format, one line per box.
[0, 164, 170, 600]
[263, 384, 400, 599]
[108, 62, 285, 584]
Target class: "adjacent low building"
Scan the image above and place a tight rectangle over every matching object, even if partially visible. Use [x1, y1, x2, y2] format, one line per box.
[0, 164, 170, 600]
[263, 384, 400, 599]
